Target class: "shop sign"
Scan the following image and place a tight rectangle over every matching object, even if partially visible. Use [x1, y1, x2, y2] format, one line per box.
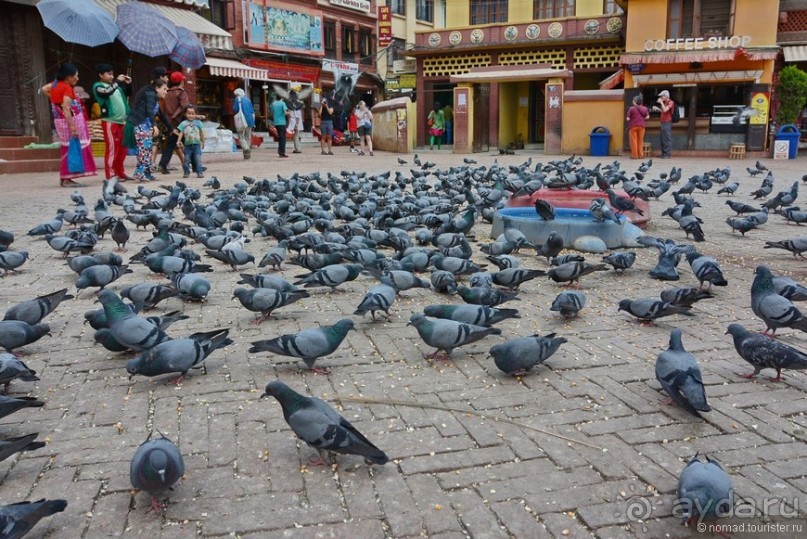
[644, 35, 751, 52]
[331, 0, 371, 13]
[387, 74, 416, 90]
[322, 59, 359, 75]
[750, 92, 769, 126]
[393, 59, 417, 74]
[627, 63, 643, 74]
[243, 59, 320, 83]
[248, 1, 323, 56]
[378, 6, 392, 47]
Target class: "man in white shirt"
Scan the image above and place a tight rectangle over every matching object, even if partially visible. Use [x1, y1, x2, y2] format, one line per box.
[287, 89, 304, 154]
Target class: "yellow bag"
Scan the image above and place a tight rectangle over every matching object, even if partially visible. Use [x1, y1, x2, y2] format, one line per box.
[91, 102, 102, 120]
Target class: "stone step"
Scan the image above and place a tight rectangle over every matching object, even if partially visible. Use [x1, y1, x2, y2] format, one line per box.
[0, 147, 61, 161]
[0, 136, 38, 149]
[0, 159, 62, 175]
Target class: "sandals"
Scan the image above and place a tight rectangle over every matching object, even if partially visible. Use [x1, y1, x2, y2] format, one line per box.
[60, 179, 85, 187]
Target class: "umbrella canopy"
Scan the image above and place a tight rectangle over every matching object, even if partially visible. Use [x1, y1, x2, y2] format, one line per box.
[116, 1, 178, 57]
[37, 0, 119, 47]
[169, 27, 207, 70]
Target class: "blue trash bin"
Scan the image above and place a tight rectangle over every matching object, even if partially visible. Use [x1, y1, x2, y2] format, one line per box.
[776, 124, 800, 159]
[589, 126, 611, 157]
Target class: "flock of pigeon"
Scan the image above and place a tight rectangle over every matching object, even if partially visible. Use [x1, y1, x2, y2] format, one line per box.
[0, 153, 805, 533]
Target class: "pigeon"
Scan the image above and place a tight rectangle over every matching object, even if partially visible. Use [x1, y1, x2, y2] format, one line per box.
[618, 298, 693, 324]
[456, 285, 519, 307]
[171, 272, 211, 301]
[725, 216, 758, 236]
[725, 200, 759, 215]
[376, 270, 431, 293]
[772, 275, 807, 301]
[293, 263, 363, 291]
[716, 182, 739, 196]
[397, 157, 407, 165]
[550, 290, 586, 318]
[686, 252, 728, 290]
[430, 270, 458, 294]
[353, 284, 396, 320]
[726, 323, 807, 381]
[0, 433, 45, 463]
[655, 328, 710, 417]
[248, 319, 356, 374]
[96, 289, 171, 352]
[260, 380, 388, 466]
[93, 328, 130, 353]
[407, 314, 501, 361]
[764, 237, 807, 258]
[491, 268, 546, 290]
[430, 254, 482, 276]
[0, 353, 39, 394]
[0, 499, 67, 539]
[0, 321, 50, 353]
[237, 273, 298, 292]
[120, 283, 179, 311]
[535, 232, 564, 262]
[232, 287, 310, 322]
[660, 287, 714, 307]
[469, 272, 493, 288]
[258, 242, 287, 269]
[66, 254, 104, 274]
[127, 329, 233, 384]
[547, 261, 607, 287]
[422, 305, 520, 327]
[0, 251, 29, 274]
[0, 229, 12, 248]
[3, 288, 73, 325]
[551, 254, 585, 266]
[75, 264, 132, 293]
[0, 395, 44, 420]
[205, 246, 255, 270]
[45, 234, 93, 257]
[486, 254, 520, 270]
[130, 432, 185, 513]
[27, 210, 65, 236]
[751, 265, 807, 335]
[111, 219, 130, 251]
[602, 251, 636, 273]
[605, 189, 645, 215]
[534, 199, 555, 220]
[677, 455, 733, 527]
[589, 198, 621, 224]
[490, 333, 568, 376]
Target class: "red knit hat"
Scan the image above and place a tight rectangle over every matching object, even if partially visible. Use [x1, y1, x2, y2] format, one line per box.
[169, 71, 185, 84]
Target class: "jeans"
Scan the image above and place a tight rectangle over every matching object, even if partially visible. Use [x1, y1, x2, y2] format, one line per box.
[183, 144, 202, 175]
[444, 120, 453, 144]
[159, 131, 178, 169]
[660, 121, 673, 157]
[276, 124, 287, 156]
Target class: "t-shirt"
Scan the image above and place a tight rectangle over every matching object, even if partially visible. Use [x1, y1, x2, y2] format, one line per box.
[320, 99, 333, 122]
[177, 119, 204, 145]
[50, 81, 76, 107]
[271, 99, 288, 126]
[92, 82, 128, 124]
[660, 100, 675, 123]
[428, 109, 445, 130]
[627, 105, 649, 128]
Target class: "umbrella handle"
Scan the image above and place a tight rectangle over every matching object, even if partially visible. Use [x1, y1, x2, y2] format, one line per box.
[126, 58, 132, 78]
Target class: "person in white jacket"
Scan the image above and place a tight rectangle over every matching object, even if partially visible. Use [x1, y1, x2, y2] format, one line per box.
[287, 89, 304, 154]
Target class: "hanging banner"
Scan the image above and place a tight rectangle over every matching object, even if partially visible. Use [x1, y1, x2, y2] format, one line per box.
[331, 0, 371, 13]
[378, 6, 392, 47]
[248, 1, 323, 56]
[322, 59, 359, 74]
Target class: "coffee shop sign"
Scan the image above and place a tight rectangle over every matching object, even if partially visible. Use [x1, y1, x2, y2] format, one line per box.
[644, 35, 751, 52]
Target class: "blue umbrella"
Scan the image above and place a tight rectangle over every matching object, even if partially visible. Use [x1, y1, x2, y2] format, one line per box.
[37, 0, 119, 47]
[169, 27, 207, 70]
[116, 1, 178, 57]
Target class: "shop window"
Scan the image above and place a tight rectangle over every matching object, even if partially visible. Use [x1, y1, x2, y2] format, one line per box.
[417, 0, 434, 23]
[534, 0, 574, 19]
[360, 29, 374, 66]
[201, 0, 229, 29]
[342, 26, 356, 55]
[324, 21, 336, 59]
[603, 0, 623, 15]
[669, 0, 734, 39]
[387, 38, 406, 68]
[391, 0, 405, 16]
[471, 0, 508, 24]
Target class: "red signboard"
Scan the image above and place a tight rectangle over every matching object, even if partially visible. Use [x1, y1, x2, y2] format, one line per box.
[378, 6, 392, 47]
[243, 59, 320, 83]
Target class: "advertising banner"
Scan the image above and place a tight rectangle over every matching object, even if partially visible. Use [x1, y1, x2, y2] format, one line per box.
[248, 1, 323, 56]
[378, 6, 392, 47]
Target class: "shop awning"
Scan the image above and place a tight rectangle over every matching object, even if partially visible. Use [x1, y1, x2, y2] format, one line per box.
[631, 69, 764, 85]
[783, 45, 807, 62]
[205, 57, 270, 80]
[450, 65, 572, 83]
[621, 48, 779, 64]
[599, 69, 624, 90]
[94, 0, 232, 50]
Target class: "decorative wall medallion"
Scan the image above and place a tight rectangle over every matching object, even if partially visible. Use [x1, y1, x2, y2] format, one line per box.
[584, 19, 600, 35]
[547, 22, 563, 38]
[607, 17, 623, 34]
[428, 32, 441, 47]
[470, 28, 484, 44]
[504, 26, 518, 41]
[448, 31, 462, 45]
[526, 24, 540, 39]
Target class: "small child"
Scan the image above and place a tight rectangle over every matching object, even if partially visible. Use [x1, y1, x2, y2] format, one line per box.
[176, 105, 205, 178]
[348, 107, 359, 153]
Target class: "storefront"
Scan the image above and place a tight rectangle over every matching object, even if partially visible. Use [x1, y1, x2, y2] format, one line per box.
[242, 59, 320, 132]
[194, 58, 271, 128]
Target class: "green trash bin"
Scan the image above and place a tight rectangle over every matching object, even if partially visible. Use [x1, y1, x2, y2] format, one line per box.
[589, 126, 611, 157]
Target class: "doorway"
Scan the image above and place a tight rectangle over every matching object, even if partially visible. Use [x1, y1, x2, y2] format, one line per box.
[472, 83, 490, 152]
[529, 82, 545, 144]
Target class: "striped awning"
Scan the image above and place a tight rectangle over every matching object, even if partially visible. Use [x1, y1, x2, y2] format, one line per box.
[783, 45, 807, 62]
[621, 48, 779, 64]
[451, 65, 572, 83]
[205, 57, 270, 80]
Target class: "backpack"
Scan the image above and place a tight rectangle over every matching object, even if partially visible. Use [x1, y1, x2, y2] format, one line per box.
[670, 102, 680, 124]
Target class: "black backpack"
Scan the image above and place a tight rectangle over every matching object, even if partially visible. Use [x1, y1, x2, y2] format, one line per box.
[670, 102, 680, 124]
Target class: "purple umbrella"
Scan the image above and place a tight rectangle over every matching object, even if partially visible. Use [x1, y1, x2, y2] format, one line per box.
[116, 1, 178, 57]
[169, 27, 207, 70]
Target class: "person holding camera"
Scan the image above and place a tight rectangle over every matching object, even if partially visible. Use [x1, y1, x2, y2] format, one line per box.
[652, 90, 675, 158]
[92, 63, 132, 181]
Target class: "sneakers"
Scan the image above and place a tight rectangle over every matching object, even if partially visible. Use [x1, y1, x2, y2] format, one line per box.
[292, 150, 301, 153]
[183, 172, 190, 178]
[279, 154, 289, 158]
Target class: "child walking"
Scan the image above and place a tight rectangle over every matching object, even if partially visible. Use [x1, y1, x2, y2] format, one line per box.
[176, 105, 205, 178]
[348, 107, 359, 153]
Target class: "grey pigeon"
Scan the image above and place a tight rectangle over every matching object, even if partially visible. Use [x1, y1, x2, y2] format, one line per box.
[536, 232, 564, 262]
[93, 328, 130, 353]
[469, 272, 493, 288]
[3, 288, 73, 325]
[205, 246, 255, 270]
[430, 254, 482, 276]
[547, 261, 607, 287]
[486, 254, 520, 270]
[0, 321, 50, 353]
[0, 353, 38, 394]
[430, 270, 458, 294]
[0, 395, 44, 419]
[686, 252, 727, 290]
[45, 234, 92, 257]
[171, 272, 211, 301]
[492, 268, 546, 290]
[260, 380, 388, 466]
[66, 254, 104, 274]
[660, 287, 714, 307]
[726, 323, 807, 381]
[378, 270, 431, 293]
[232, 287, 310, 322]
[677, 455, 733, 526]
[258, 242, 287, 269]
[121, 282, 179, 310]
[27, 210, 64, 236]
[602, 251, 636, 273]
[96, 289, 171, 352]
[127, 329, 233, 384]
[249, 318, 355, 374]
[237, 273, 298, 292]
[751, 265, 807, 335]
[353, 284, 396, 320]
[551, 254, 585, 266]
[0, 433, 45, 463]
[772, 274, 807, 301]
[534, 199, 555, 220]
[0, 499, 67, 539]
[76, 264, 132, 292]
[725, 216, 758, 236]
[408, 314, 501, 361]
[550, 291, 586, 318]
[589, 198, 620, 224]
[130, 432, 185, 513]
[764, 237, 807, 258]
[655, 328, 710, 417]
[0, 251, 29, 274]
[618, 298, 693, 324]
[293, 263, 363, 291]
[422, 305, 520, 327]
[456, 285, 519, 307]
[490, 333, 568, 376]
[111, 219, 130, 251]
